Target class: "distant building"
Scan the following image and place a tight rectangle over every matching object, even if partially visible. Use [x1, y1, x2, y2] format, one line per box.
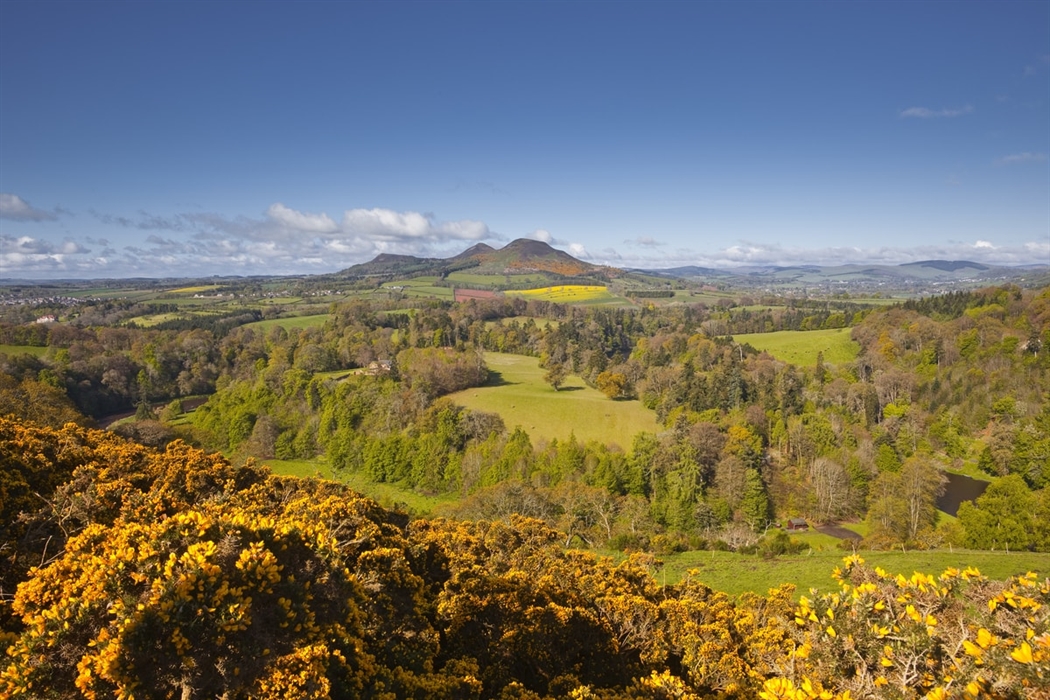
[365, 360, 392, 376]
[786, 518, 809, 531]
[34, 314, 57, 324]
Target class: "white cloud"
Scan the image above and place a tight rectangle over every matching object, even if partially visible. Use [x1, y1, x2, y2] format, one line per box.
[529, 229, 553, 243]
[974, 240, 995, 249]
[899, 105, 973, 119]
[568, 243, 590, 259]
[996, 152, 1047, 166]
[0, 235, 93, 273]
[0, 193, 59, 222]
[265, 203, 338, 233]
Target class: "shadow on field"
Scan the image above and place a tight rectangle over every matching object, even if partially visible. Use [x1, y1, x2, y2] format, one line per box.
[555, 386, 584, 392]
[484, 371, 518, 386]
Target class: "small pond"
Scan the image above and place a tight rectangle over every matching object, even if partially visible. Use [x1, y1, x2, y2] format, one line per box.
[937, 471, 990, 517]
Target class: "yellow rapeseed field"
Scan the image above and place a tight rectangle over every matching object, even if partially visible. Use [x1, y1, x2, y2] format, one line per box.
[506, 285, 609, 302]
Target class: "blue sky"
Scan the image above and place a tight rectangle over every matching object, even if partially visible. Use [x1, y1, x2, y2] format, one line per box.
[1, 1, 1048, 278]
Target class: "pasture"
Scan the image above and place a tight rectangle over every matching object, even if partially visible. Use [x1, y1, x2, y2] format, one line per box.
[733, 327, 860, 365]
[448, 352, 661, 448]
[658, 548, 1050, 596]
[0, 344, 48, 357]
[243, 314, 331, 332]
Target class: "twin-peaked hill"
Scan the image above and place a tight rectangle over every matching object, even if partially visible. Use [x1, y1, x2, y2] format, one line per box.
[338, 238, 612, 280]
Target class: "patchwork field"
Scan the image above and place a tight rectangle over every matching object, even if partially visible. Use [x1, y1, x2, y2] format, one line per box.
[733, 327, 860, 365]
[448, 352, 661, 447]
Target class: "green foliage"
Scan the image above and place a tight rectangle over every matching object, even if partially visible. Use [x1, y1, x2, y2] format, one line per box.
[958, 475, 1048, 551]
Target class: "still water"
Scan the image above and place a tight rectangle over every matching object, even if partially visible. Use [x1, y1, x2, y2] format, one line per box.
[937, 471, 990, 517]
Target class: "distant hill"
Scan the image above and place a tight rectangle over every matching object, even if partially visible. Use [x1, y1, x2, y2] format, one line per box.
[337, 238, 610, 280]
[635, 259, 1043, 288]
[900, 260, 989, 272]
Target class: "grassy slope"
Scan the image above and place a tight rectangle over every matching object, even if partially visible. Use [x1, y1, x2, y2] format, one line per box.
[733, 327, 860, 365]
[449, 352, 661, 448]
[243, 314, 331, 332]
[262, 458, 456, 514]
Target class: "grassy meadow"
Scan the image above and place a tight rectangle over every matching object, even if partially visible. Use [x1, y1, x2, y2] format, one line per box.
[243, 314, 331, 332]
[657, 548, 1050, 596]
[733, 327, 860, 365]
[448, 352, 661, 448]
[0, 344, 49, 357]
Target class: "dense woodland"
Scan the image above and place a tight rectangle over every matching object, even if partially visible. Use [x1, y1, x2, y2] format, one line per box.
[0, 284, 1049, 696]
[2, 286, 1050, 554]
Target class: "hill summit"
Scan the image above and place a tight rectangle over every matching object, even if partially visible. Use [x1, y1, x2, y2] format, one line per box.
[338, 238, 606, 278]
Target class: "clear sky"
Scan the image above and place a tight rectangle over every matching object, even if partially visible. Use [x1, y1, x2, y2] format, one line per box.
[1, 1, 1048, 279]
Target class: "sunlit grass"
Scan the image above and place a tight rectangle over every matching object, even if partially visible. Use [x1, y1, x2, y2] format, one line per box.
[658, 548, 1050, 596]
[733, 328, 860, 365]
[448, 352, 660, 448]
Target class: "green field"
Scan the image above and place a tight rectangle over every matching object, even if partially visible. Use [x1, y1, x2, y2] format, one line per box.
[382, 278, 454, 299]
[0, 344, 48, 357]
[733, 328, 860, 365]
[243, 314, 331, 332]
[658, 548, 1050, 596]
[446, 272, 549, 286]
[448, 352, 661, 448]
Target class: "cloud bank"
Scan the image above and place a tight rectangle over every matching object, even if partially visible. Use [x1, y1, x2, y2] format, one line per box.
[3, 202, 504, 277]
[2, 198, 1047, 278]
